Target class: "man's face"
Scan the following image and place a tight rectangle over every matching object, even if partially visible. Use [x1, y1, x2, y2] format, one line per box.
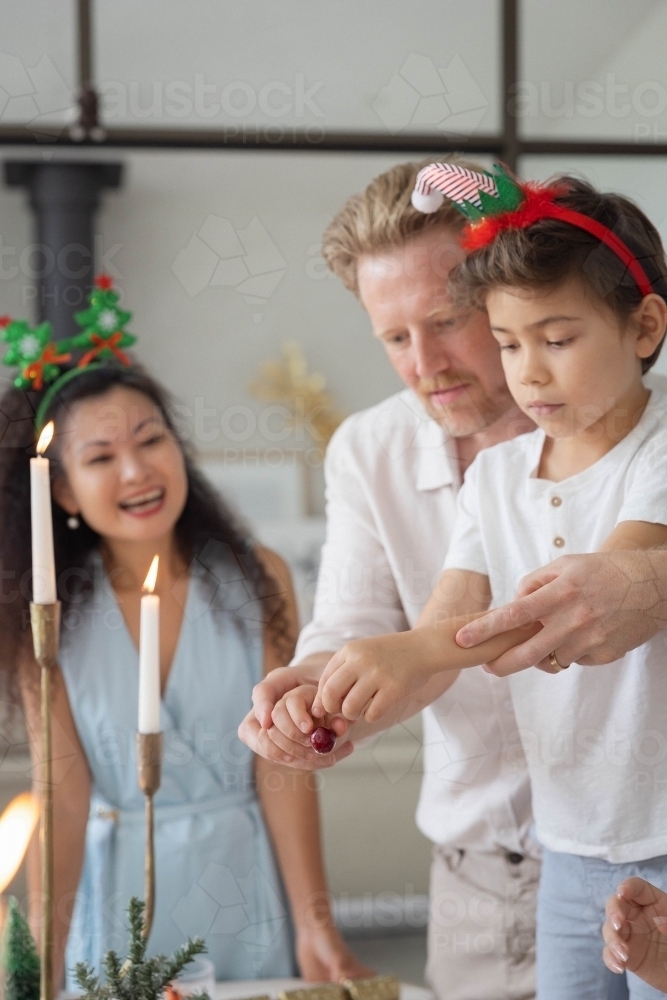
[357, 227, 515, 436]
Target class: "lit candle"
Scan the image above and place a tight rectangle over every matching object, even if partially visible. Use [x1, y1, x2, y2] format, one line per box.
[138, 555, 160, 734]
[30, 422, 56, 605]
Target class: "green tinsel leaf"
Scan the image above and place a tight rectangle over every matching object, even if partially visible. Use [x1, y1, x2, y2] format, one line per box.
[492, 166, 524, 211]
[458, 200, 484, 222]
[478, 188, 504, 216]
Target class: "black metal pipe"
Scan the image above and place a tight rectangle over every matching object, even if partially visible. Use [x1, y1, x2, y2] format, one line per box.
[501, 0, 519, 170]
[0, 126, 505, 155]
[2, 126, 665, 158]
[77, 0, 92, 90]
[3, 161, 122, 340]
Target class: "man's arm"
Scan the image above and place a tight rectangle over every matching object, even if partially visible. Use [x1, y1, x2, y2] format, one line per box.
[240, 417, 414, 765]
[456, 536, 667, 676]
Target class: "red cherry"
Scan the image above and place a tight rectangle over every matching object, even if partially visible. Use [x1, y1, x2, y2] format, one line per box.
[310, 727, 337, 755]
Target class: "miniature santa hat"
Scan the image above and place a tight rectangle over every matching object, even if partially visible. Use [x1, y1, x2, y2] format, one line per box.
[411, 161, 500, 214]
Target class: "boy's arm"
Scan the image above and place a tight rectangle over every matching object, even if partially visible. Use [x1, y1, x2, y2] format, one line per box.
[314, 569, 542, 722]
[599, 520, 667, 552]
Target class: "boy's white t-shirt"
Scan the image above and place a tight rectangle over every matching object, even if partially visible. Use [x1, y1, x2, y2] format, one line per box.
[444, 388, 667, 863]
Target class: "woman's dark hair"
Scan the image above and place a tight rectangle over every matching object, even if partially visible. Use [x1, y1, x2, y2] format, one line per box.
[0, 363, 293, 707]
[450, 175, 667, 373]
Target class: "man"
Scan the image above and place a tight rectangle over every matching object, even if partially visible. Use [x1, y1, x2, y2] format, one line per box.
[239, 159, 667, 999]
[244, 158, 540, 1000]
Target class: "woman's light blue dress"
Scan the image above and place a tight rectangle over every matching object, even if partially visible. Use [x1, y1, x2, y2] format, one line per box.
[59, 551, 295, 985]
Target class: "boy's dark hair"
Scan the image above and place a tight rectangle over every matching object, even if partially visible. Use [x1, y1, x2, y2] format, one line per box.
[450, 175, 667, 373]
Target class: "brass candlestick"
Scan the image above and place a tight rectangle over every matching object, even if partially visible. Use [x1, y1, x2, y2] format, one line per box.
[136, 732, 162, 940]
[29, 601, 61, 1000]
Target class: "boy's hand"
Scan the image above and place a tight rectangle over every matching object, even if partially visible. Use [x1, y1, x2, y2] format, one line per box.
[313, 632, 437, 723]
[602, 878, 667, 991]
[270, 683, 349, 754]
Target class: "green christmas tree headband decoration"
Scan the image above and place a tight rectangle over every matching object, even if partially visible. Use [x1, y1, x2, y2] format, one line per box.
[1, 274, 137, 431]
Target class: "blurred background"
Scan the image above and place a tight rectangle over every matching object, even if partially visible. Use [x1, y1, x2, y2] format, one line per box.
[2, 0, 667, 983]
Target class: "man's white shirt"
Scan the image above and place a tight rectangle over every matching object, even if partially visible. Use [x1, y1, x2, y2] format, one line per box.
[295, 389, 536, 856]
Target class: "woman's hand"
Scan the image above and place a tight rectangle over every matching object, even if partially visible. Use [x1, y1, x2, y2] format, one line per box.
[602, 877, 667, 991]
[296, 923, 374, 982]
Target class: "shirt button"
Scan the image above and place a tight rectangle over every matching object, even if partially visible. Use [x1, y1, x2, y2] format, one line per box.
[553, 536, 565, 548]
[551, 496, 562, 507]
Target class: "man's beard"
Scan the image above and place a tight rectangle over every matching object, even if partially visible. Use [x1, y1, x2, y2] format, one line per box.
[418, 375, 515, 438]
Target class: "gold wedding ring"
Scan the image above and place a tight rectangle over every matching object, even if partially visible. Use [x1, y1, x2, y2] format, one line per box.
[549, 650, 569, 672]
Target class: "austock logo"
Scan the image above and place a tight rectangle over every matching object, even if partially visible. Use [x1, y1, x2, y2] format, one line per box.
[0, 53, 72, 130]
[171, 215, 287, 323]
[373, 53, 488, 134]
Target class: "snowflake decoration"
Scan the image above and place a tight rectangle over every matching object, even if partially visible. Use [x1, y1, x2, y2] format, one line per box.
[2, 319, 53, 367]
[1, 318, 72, 390]
[97, 308, 118, 332]
[18, 333, 42, 359]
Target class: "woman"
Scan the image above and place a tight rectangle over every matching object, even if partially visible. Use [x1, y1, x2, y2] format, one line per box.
[0, 363, 367, 988]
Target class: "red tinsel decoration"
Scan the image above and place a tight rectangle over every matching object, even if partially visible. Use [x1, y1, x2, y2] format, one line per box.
[462, 183, 568, 251]
[462, 181, 654, 298]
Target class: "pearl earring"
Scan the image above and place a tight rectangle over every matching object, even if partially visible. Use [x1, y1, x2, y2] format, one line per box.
[67, 515, 80, 530]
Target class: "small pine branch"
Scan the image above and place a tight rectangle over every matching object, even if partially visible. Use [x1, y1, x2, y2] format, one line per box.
[72, 899, 207, 1000]
[102, 949, 124, 1000]
[161, 938, 207, 984]
[73, 962, 102, 998]
[2, 897, 40, 1000]
[128, 898, 148, 968]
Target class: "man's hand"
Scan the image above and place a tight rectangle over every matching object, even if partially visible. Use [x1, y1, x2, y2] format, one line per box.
[602, 878, 667, 991]
[251, 663, 325, 730]
[455, 551, 667, 676]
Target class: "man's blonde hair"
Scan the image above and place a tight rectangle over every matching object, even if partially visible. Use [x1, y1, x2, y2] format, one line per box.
[321, 155, 489, 295]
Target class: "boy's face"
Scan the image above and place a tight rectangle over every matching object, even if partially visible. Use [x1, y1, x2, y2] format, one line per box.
[486, 277, 647, 439]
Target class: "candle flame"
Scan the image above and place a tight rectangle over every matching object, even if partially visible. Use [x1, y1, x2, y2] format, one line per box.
[0, 792, 40, 893]
[142, 555, 159, 594]
[36, 421, 55, 455]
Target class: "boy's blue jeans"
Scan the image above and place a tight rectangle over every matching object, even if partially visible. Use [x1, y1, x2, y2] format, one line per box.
[538, 846, 667, 999]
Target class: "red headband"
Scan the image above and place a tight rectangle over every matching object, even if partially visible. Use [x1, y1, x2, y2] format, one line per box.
[412, 163, 655, 299]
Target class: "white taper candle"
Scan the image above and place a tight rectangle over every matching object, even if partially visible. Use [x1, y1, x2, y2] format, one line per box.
[30, 423, 56, 605]
[138, 556, 160, 734]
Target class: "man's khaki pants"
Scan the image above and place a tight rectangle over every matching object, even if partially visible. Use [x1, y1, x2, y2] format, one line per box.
[426, 845, 540, 1000]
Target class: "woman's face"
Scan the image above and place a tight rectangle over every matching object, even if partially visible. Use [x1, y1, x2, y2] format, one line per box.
[52, 386, 188, 544]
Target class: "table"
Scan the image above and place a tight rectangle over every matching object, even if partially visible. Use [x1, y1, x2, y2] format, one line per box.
[214, 980, 434, 1000]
